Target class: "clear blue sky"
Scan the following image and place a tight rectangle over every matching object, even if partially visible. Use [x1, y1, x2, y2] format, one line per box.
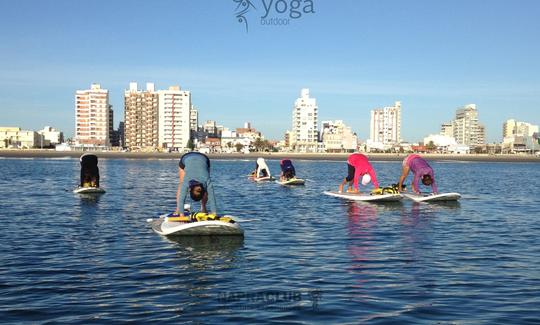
[1, 0, 539, 142]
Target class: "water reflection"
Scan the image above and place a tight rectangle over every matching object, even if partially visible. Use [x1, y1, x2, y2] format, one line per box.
[346, 201, 378, 296]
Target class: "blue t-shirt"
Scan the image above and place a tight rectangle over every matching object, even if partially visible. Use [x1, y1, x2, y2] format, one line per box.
[178, 152, 217, 213]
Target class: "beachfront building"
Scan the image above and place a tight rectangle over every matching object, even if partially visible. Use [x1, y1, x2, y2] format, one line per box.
[320, 120, 358, 153]
[503, 119, 539, 138]
[117, 122, 125, 148]
[423, 134, 457, 153]
[158, 86, 191, 150]
[369, 101, 402, 149]
[444, 104, 485, 148]
[75, 83, 110, 146]
[0, 127, 41, 149]
[108, 105, 114, 146]
[289, 88, 318, 153]
[190, 105, 198, 138]
[440, 122, 453, 137]
[38, 126, 64, 146]
[502, 119, 540, 153]
[124, 82, 159, 150]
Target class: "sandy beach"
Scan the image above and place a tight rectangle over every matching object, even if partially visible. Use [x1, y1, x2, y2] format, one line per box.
[1, 149, 539, 162]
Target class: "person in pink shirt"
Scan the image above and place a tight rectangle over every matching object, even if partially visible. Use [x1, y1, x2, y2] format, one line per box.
[338, 153, 380, 193]
[398, 154, 438, 194]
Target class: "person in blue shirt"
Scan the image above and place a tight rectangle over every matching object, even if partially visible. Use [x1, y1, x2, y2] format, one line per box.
[280, 159, 296, 181]
[174, 152, 217, 215]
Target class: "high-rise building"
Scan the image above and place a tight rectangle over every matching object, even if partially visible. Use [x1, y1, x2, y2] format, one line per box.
[440, 122, 453, 137]
[158, 86, 191, 150]
[290, 88, 318, 152]
[190, 105, 198, 139]
[448, 104, 485, 147]
[108, 105, 114, 145]
[124, 82, 159, 149]
[118, 122, 125, 148]
[75, 83, 110, 146]
[369, 101, 401, 146]
[321, 120, 358, 152]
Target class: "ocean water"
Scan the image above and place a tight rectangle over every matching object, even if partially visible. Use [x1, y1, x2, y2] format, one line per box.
[0, 157, 539, 324]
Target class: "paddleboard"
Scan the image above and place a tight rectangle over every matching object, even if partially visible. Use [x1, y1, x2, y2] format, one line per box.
[73, 187, 106, 194]
[323, 191, 403, 202]
[277, 178, 305, 186]
[253, 176, 274, 182]
[403, 192, 461, 202]
[151, 214, 244, 236]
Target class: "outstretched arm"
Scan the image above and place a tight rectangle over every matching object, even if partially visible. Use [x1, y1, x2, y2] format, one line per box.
[204, 179, 217, 214]
[398, 166, 410, 192]
[338, 178, 348, 193]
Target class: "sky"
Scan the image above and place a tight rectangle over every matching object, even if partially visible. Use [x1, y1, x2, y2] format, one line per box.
[0, 0, 539, 142]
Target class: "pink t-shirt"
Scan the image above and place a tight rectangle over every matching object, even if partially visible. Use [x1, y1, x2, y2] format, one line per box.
[347, 154, 379, 189]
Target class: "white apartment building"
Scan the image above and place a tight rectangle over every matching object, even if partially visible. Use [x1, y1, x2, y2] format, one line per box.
[124, 82, 159, 149]
[502, 119, 539, 153]
[190, 105, 198, 135]
[38, 126, 64, 145]
[75, 83, 110, 146]
[440, 122, 453, 137]
[0, 127, 41, 148]
[369, 101, 401, 148]
[158, 86, 191, 150]
[290, 88, 318, 152]
[447, 104, 485, 147]
[503, 119, 539, 138]
[320, 120, 358, 152]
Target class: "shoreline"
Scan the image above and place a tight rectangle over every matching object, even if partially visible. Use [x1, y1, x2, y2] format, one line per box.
[1, 149, 540, 163]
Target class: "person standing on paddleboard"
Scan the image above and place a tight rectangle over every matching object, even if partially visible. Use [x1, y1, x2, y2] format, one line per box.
[397, 154, 438, 194]
[338, 153, 380, 193]
[175, 152, 217, 215]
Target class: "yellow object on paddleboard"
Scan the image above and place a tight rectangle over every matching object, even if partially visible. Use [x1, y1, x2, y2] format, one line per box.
[165, 212, 234, 224]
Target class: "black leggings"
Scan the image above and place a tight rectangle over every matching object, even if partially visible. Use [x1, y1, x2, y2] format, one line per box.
[346, 164, 355, 182]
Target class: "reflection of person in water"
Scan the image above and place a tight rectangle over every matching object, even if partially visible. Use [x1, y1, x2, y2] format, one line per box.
[346, 202, 378, 289]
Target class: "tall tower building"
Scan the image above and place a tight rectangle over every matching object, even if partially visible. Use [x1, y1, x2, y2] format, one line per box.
[108, 105, 114, 145]
[75, 83, 110, 146]
[369, 101, 401, 146]
[451, 104, 485, 147]
[124, 82, 159, 149]
[190, 105, 198, 139]
[290, 88, 318, 152]
[158, 86, 191, 150]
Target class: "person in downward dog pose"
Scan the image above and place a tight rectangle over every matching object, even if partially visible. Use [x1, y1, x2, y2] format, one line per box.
[175, 152, 217, 215]
[252, 157, 271, 179]
[280, 159, 296, 181]
[79, 154, 100, 188]
[397, 154, 438, 194]
[338, 153, 379, 194]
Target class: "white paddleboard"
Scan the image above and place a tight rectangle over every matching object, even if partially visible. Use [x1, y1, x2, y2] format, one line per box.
[73, 187, 106, 194]
[403, 192, 461, 202]
[253, 176, 274, 182]
[277, 178, 305, 186]
[323, 191, 403, 202]
[151, 214, 244, 236]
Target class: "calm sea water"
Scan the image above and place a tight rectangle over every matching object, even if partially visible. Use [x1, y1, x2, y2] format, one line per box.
[0, 157, 539, 324]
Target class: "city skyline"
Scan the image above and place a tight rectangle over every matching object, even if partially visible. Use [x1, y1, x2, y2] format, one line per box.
[1, 1, 539, 142]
